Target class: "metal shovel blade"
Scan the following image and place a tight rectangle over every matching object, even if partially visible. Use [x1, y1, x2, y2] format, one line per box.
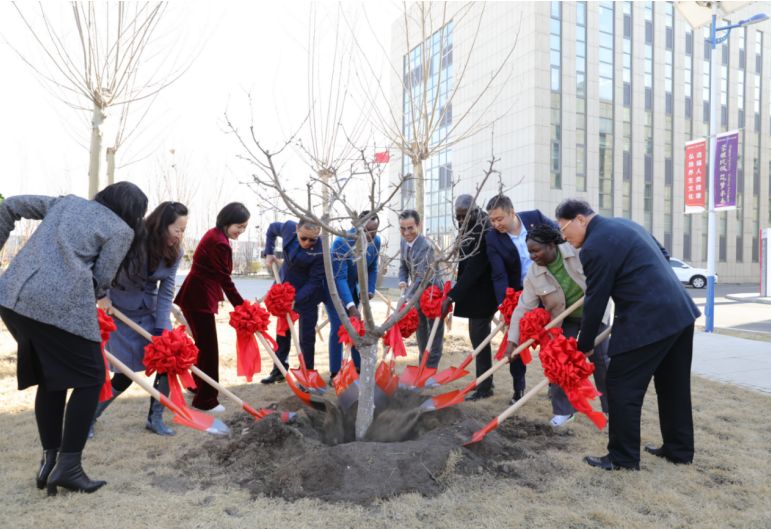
[290, 367, 327, 394]
[171, 407, 231, 436]
[337, 380, 360, 411]
[430, 366, 470, 385]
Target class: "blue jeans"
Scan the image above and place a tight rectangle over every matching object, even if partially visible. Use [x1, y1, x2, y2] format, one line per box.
[324, 297, 361, 374]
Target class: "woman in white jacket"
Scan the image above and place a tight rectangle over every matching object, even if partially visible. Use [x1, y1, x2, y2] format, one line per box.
[504, 224, 610, 428]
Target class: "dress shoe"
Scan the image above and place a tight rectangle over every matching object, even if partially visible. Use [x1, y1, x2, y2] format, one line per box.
[465, 387, 494, 401]
[509, 389, 524, 405]
[584, 454, 639, 471]
[644, 445, 692, 464]
[260, 369, 285, 385]
[549, 413, 575, 428]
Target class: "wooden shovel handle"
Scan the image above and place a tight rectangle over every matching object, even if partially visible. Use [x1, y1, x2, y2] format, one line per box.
[110, 307, 245, 407]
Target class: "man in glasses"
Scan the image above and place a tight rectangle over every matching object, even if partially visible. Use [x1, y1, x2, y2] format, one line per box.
[555, 199, 699, 471]
[261, 218, 325, 384]
[484, 194, 556, 404]
[439, 195, 498, 399]
[324, 211, 381, 382]
[398, 209, 445, 373]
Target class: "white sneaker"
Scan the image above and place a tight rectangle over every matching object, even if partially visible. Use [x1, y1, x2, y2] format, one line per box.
[195, 404, 225, 415]
[550, 414, 575, 428]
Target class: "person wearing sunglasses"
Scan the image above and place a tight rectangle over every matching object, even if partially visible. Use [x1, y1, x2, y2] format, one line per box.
[555, 199, 699, 471]
[323, 211, 381, 382]
[261, 218, 325, 384]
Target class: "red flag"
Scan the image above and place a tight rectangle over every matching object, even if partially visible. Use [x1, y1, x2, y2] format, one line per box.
[374, 151, 390, 163]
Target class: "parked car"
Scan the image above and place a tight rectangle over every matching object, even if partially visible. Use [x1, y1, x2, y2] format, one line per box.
[669, 258, 717, 289]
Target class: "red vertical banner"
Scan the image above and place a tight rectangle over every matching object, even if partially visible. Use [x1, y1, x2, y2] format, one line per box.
[684, 138, 707, 213]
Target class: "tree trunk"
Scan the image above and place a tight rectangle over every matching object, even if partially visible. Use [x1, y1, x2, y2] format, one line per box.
[88, 104, 106, 198]
[106, 146, 116, 185]
[354, 340, 378, 440]
[413, 157, 425, 224]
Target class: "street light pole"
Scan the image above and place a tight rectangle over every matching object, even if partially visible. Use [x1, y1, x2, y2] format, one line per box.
[705, 3, 719, 332]
[703, 5, 768, 332]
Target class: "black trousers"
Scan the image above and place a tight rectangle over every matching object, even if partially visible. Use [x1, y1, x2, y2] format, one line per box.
[469, 317, 493, 392]
[606, 323, 695, 467]
[183, 310, 221, 410]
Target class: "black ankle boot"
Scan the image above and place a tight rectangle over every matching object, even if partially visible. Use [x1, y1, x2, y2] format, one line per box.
[36, 449, 58, 490]
[46, 452, 106, 496]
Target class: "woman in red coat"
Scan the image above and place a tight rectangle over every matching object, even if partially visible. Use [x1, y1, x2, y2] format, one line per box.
[174, 203, 249, 412]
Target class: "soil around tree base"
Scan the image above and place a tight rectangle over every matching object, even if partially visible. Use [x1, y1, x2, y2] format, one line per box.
[183, 392, 572, 504]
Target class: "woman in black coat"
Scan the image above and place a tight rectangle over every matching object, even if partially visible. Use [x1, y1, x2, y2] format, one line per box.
[0, 182, 148, 495]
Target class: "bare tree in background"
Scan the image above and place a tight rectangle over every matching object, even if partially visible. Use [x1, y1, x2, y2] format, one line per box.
[9, 2, 198, 197]
[350, 2, 519, 223]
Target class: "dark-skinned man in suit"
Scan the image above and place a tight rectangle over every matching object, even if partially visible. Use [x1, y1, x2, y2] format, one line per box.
[555, 199, 699, 471]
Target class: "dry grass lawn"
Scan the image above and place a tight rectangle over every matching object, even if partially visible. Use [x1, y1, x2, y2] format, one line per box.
[1, 302, 769, 529]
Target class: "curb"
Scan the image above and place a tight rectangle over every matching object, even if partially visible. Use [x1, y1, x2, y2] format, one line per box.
[725, 293, 771, 305]
[694, 325, 771, 343]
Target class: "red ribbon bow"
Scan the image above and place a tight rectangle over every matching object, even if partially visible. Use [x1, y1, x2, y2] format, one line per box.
[498, 288, 522, 326]
[539, 334, 606, 430]
[516, 308, 562, 364]
[338, 317, 366, 347]
[96, 309, 117, 402]
[143, 327, 199, 415]
[419, 282, 451, 320]
[398, 306, 420, 339]
[229, 300, 277, 382]
[264, 283, 299, 336]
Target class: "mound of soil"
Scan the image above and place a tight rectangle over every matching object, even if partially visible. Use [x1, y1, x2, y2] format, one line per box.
[183, 391, 570, 504]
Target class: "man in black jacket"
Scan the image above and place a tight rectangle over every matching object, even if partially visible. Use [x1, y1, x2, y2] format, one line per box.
[441, 195, 499, 399]
[555, 199, 700, 471]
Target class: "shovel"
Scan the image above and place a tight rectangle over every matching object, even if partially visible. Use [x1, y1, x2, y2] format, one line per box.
[419, 297, 585, 412]
[271, 262, 326, 392]
[427, 320, 507, 386]
[399, 314, 442, 389]
[111, 308, 296, 424]
[104, 349, 230, 436]
[464, 325, 611, 445]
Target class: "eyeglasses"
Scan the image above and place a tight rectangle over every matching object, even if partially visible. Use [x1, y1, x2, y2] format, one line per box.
[299, 236, 318, 243]
[559, 219, 573, 233]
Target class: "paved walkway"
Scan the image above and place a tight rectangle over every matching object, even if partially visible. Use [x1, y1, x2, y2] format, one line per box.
[692, 331, 771, 394]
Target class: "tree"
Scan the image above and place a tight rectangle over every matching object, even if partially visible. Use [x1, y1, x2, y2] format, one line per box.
[9, 2, 196, 197]
[350, 2, 519, 223]
[228, 104, 498, 438]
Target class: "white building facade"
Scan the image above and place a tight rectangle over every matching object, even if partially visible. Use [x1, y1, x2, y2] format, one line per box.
[390, 1, 771, 283]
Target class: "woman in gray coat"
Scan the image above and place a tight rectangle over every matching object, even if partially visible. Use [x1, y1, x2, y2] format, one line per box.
[93, 201, 188, 437]
[0, 182, 148, 495]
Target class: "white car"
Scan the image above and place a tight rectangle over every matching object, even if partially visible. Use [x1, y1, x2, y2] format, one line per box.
[669, 258, 717, 289]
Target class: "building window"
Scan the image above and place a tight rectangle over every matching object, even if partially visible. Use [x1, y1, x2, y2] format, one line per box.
[550, 1, 562, 189]
[703, 27, 711, 123]
[598, 2, 614, 215]
[400, 21, 454, 239]
[664, 3, 674, 247]
[643, 2, 653, 231]
[576, 1, 587, 192]
[754, 31, 762, 132]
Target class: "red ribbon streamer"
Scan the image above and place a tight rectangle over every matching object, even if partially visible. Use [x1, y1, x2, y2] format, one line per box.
[143, 327, 199, 417]
[539, 334, 606, 430]
[337, 316, 366, 346]
[229, 300, 277, 382]
[96, 309, 116, 402]
[264, 283, 299, 336]
[383, 325, 407, 357]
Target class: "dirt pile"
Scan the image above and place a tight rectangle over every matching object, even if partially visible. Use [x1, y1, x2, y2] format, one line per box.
[183, 391, 571, 504]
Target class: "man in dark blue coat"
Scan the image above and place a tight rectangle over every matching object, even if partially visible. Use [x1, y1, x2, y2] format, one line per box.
[555, 199, 700, 471]
[261, 219, 326, 383]
[484, 194, 556, 403]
